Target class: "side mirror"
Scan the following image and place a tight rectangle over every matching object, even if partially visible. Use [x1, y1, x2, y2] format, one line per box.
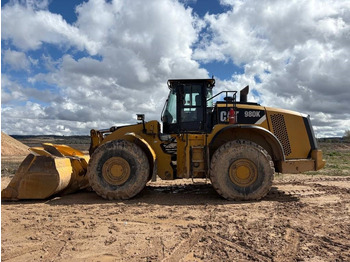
[137, 114, 145, 121]
[136, 114, 146, 133]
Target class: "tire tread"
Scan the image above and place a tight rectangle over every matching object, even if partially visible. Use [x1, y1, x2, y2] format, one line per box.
[210, 140, 274, 200]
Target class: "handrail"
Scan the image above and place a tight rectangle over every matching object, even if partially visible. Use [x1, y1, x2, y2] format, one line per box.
[207, 91, 237, 103]
[207, 91, 237, 123]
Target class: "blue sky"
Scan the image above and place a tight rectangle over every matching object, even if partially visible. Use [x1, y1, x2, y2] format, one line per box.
[2, 0, 350, 137]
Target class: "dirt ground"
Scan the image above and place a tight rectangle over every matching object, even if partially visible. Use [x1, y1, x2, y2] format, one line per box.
[2, 172, 350, 261]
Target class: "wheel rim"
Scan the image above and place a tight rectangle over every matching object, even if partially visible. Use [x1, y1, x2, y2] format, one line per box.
[102, 157, 131, 186]
[229, 159, 257, 187]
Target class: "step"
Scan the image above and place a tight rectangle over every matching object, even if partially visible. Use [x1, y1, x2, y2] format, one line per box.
[192, 159, 204, 163]
[191, 146, 205, 149]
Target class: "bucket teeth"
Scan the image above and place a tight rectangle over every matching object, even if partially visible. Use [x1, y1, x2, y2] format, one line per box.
[1, 144, 90, 200]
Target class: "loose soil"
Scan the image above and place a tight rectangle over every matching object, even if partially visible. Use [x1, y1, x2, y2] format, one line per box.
[1, 132, 29, 156]
[2, 174, 350, 261]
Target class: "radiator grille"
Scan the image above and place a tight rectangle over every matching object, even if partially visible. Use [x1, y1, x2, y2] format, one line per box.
[270, 114, 292, 156]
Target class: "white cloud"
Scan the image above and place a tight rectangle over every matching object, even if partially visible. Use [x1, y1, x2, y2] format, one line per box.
[1, 74, 64, 105]
[2, 2, 99, 54]
[3, 49, 31, 71]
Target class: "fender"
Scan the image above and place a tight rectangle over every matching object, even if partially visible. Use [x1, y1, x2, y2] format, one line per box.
[209, 124, 285, 163]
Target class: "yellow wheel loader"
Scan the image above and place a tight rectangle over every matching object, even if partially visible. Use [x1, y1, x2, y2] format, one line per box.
[2, 79, 325, 201]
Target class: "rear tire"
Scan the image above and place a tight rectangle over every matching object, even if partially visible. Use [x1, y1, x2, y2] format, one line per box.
[87, 140, 149, 200]
[210, 140, 274, 200]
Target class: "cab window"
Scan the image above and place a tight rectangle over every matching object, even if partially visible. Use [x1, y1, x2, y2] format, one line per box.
[181, 84, 202, 122]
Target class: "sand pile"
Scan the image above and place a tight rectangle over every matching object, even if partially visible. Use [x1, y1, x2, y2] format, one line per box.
[1, 132, 29, 156]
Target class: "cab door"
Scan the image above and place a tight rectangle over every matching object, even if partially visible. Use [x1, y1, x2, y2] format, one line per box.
[177, 83, 206, 132]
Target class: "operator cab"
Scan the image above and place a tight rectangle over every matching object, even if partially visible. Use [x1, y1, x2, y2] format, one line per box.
[162, 79, 215, 134]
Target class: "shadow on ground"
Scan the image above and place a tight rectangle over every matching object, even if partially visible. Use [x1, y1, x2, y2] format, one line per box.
[2, 184, 299, 206]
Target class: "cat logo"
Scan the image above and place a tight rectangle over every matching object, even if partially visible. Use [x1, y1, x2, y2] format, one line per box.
[220, 111, 240, 122]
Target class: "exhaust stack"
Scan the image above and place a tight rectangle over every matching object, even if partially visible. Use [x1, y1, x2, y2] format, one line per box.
[240, 85, 249, 103]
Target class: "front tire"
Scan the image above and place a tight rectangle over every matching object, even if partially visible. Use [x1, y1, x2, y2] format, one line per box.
[210, 140, 274, 200]
[87, 140, 149, 200]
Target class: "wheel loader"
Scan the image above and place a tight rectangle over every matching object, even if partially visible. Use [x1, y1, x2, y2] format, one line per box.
[2, 78, 325, 201]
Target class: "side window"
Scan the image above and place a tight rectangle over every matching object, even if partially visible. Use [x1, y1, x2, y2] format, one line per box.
[206, 88, 213, 108]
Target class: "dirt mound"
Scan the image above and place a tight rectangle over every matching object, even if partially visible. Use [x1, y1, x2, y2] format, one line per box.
[1, 132, 29, 156]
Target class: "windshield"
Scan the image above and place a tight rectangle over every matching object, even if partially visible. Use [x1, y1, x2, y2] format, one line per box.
[163, 89, 177, 124]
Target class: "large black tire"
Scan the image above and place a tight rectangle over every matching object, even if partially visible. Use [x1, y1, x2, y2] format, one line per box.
[210, 140, 274, 200]
[87, 140, 149, 200]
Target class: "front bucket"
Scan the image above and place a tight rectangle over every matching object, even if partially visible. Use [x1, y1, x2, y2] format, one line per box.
[1, 144, 90, 200]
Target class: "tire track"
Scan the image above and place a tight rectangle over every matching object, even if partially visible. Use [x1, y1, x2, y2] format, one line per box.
[274, 227, 300, 262]
[162, 230, 203, 262]
[163, 229, 271, 262]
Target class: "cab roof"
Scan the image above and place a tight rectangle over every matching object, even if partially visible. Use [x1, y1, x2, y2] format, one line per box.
[167, 79, 215, 89]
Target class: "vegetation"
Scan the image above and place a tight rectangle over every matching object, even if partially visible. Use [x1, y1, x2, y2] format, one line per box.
[11, 135, 91, 151]
[344, 130, 350, 141]
[313, 142, 350, 176]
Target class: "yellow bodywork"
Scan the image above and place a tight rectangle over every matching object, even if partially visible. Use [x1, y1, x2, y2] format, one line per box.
[1, 143, 89, 200]
[265, 107, 310, 159]
[176, 134, 207, 178]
